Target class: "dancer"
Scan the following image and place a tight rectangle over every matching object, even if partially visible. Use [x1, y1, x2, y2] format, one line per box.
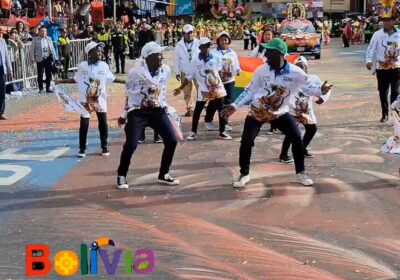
[204, 31, 241, 132]
[249, 28, 278, 134]
[366, 12, 400, 122]
[117, 42, 179, 189]
[222, 38, 332, 188]
[278, 56, 332, 163]
[174, 37, 232, 141]
[56, 42, 125, 158]
[174, 24, 200, 117]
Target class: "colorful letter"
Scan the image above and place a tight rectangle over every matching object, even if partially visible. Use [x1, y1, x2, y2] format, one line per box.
[25, 244, 51, 276]
[80, 244, 88, 275]
[124, 250, 133, 274]
[99, 249, 122, 275]
[90, 248, 98, 275]
[134, 249, 155, 275]
[54, 250, 79, 276]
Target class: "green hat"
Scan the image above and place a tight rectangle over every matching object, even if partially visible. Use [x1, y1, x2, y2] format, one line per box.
[261, 38, 288, 56]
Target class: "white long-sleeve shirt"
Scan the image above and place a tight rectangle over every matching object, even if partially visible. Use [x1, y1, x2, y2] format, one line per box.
[174, 38, 200, 75]
[249, 45, 266, 58]
[232, 62, 321, 122]
[366, 28, 400, 70]
[289, 74, 332, 124]
[122, 62, 170, 117]
[210, 47, 241, 84]
[186, 53, 226, 101]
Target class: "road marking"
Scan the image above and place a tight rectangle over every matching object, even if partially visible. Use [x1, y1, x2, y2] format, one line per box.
[0, 147, 70, 161]
[0, 164, 32, 185]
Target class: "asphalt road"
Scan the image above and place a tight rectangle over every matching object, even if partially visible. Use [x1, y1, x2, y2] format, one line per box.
[0, 38, 399, 280]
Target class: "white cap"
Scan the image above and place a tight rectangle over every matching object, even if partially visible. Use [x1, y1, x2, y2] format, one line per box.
[217, 31, 231, 40]
[183, 24, 194, 33]
[141, 41, 167, 59]
[198, 37, 212, 47]
[295, 56, 308, 67]
[85, 41, 105, 54]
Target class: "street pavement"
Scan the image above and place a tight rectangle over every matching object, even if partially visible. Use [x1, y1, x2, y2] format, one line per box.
[0, 39, 400, 279]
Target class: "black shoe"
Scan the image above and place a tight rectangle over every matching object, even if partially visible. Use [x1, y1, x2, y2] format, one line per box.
[115, 71, 120, 74]
[117, 176, 129, 189]
[122, 71, 125, 74]
[380, 116, 389, 122]
[78, 149, 86, 158]
[138, 138, 145, 144]
[304, 149, 314, 158]
[279, 155, 294, 163]
[102, 147, 110, 156]
[158, 173, 180, 185]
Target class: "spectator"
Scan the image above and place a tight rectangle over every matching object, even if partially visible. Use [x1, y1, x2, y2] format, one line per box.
[26, 0, 37, 18]
[16, 21, 31, 43]
[111, 24, 128, 74]
[58, 28, 71, 79]
[30, 26, 38, 38]
[77, 24, 93, 39]
[29, 27, 58, 93]
[137, 19, 155, 51]
[0, 32, 13, 120]
[6, 28, 22, 92]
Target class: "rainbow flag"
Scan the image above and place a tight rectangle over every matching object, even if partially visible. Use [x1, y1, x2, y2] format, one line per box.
[233, 54, 300, 101]
[233, 57, 264, 101]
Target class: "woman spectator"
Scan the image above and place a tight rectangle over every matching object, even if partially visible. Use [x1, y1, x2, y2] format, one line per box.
[249, 29, 274, 58]
[16, 21, 31, 43]
[6, 28, 23, 92]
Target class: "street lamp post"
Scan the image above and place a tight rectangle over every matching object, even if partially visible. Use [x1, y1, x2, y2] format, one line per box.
[113, 0, 117, 24]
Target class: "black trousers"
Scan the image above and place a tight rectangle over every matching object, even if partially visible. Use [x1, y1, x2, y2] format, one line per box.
[280, 123, 317, 157]
[114, 50, 125, 72]
[192, 99, 226, 134]
[244, 39, 249, 50]
[0, 67, 5, 115]
[204, 82, 234, 123]
[37, 57, 53, 91]
[342, 34, 350, 48]
[117, 108, 177, 177]
[62, 55, 70, 79]
[79, 112, 108, 150]
[250, 38, 257, 50]
[376, 69, 400, 118]
[239, 113, 305, 175]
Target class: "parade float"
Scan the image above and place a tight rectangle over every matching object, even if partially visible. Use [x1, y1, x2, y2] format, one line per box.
[279, 1, 321, 59]
[210, 0, 252, 21]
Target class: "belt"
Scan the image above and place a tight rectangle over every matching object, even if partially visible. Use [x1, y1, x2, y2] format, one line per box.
[127, 106, 165, 113]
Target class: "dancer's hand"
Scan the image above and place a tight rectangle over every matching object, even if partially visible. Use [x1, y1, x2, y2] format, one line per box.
[315, 98, 324, 105]
[366, 62, 373, 70]
[221, 105, 236, 119]
[321, 81, 332, 95]
[175, 74, 181, 81]
[118, 117, 126, 127]
[173, 88, 182, 96]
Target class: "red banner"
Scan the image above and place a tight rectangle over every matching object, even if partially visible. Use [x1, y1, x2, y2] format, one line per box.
[91, 1, 104, 24]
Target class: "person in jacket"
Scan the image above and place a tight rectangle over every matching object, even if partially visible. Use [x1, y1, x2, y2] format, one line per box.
[0, 34, 13, 120]
[111, 24, 128, 74]
[116, 41, 179, 189]
[174, 24, 200, 117]
[222, 38, 332, 188]
[29, 27, 58, 93]
[58, 29, 71, 79]
[204, 31, 241, 132]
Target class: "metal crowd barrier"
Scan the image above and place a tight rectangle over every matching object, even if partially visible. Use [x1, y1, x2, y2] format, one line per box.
[6, 38, 91, 90]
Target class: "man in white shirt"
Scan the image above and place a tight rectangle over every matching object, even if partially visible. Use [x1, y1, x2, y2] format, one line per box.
[222, 38, 332, 188]
[366, 14, 400, 122]
[174, 24, 199, 116]
[116, 42, 180, 189]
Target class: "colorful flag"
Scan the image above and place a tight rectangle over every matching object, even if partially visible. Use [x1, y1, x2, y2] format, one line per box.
[54, 84, 90, 118]
[234, 54, 300, 101]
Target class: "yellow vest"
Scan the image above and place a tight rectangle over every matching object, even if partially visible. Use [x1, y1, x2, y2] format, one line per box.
[58, 37, 70, 45]
[98, 33, 110, 42]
